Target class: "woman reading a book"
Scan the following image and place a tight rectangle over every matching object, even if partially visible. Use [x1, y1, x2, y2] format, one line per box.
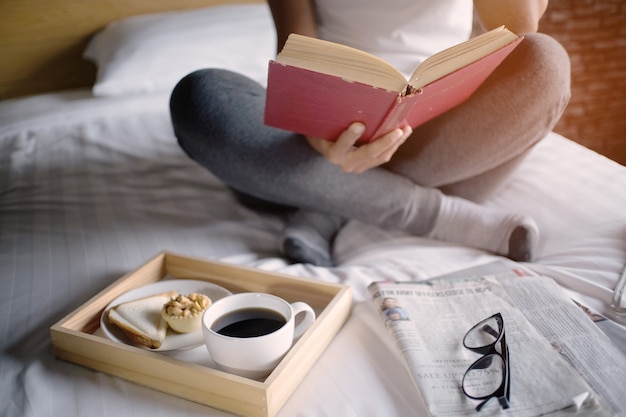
[170, 0, 570, 266]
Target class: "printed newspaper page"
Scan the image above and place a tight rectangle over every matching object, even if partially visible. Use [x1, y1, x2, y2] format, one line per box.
[369, 270, 613, 416]
[431, 261, 626, 416]
[499, 275, 626, 416]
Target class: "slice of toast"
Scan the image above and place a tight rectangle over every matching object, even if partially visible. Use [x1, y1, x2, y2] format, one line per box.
[107, 290, 177, 349]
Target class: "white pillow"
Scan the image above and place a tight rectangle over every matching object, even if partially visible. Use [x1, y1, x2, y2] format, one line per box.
[84, 3, 276, 97]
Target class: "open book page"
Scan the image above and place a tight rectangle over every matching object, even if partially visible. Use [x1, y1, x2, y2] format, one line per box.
[368, 269, 614, 416]
[277, 34, 407, 92]
[408, 26, 519, 89]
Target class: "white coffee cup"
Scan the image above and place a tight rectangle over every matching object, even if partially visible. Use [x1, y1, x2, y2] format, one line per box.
[201, 292, 316, 379]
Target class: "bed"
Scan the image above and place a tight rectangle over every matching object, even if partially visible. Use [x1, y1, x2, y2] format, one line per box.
[1, 2, 626, 417]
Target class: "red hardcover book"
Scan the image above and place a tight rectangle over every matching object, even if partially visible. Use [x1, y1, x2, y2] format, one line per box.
[264, 27, 523, 144]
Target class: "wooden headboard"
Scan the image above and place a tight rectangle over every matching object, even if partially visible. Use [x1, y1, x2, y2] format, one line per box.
[2, 0, 623, 165]
[0, 0, 262, 99]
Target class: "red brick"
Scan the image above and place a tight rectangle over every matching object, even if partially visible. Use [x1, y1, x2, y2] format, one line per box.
[539, 0, 626, 165]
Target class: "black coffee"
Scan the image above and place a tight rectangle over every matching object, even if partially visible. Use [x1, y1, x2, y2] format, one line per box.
[213, 308, 286, 338]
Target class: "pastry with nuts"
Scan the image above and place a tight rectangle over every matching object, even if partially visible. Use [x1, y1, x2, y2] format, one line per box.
[161, 293, 212, 333]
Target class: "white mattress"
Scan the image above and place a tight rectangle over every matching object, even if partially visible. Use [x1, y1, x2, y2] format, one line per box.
[1, 88, 625, 417]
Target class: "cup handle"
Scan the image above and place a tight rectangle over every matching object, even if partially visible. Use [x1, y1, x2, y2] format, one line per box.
[290, 301, 316, 340]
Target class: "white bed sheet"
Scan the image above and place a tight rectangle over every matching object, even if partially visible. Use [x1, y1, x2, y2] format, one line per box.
[1, 89, 625, 417]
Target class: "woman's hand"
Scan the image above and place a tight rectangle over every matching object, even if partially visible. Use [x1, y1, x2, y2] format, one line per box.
[306, 123, 412, 173]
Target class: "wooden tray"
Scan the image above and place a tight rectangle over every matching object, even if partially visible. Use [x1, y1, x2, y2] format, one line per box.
[50, 252, 352, 417]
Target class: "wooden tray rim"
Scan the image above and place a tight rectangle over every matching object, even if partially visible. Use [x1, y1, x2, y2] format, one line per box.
[49, 251, 352, 417]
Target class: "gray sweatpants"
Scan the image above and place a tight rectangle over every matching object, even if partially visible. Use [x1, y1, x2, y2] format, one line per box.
[170, 33, 570, 237]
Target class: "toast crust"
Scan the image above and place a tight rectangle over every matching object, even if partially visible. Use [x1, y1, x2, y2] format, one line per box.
[107, 290, 177, 349]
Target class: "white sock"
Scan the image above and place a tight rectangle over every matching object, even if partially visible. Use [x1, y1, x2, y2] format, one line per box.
[427, 195, 538, 261]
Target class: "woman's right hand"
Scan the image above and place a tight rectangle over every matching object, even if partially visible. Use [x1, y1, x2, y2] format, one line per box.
[306, 122, 412, 174]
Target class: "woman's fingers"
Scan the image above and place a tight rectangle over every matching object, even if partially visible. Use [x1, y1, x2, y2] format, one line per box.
[325, 123, 367, 167]
[307, 123, 411, 173]
[350, 126, 412, 173]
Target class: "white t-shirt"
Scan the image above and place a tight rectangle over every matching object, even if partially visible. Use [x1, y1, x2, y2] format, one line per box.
[315, 0, 473, 78]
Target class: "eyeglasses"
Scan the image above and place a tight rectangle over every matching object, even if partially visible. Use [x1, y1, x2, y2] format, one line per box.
[461, 312, 511, 412]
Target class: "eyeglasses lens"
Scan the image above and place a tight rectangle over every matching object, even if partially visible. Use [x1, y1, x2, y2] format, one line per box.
[463, 354, 505, 399]
[463, 316, 501, 350]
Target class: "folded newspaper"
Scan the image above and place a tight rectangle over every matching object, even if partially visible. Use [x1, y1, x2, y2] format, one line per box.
[368, 262, 624, 416]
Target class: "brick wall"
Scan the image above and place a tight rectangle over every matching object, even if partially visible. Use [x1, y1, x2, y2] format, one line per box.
[539, 0, 626, 165]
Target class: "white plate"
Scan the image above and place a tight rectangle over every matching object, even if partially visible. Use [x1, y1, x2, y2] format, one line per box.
[101, 278, 231, 351]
